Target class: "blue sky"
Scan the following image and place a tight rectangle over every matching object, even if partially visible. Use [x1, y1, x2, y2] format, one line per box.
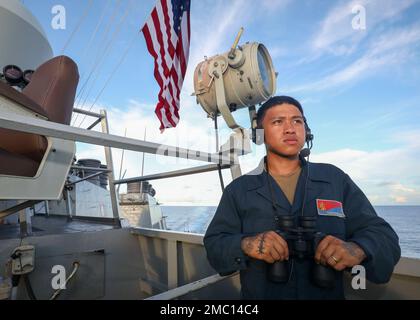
[23, 0, 420, 205]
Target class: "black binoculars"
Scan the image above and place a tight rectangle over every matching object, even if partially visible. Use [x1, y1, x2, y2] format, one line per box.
[268, 215, 337, 288]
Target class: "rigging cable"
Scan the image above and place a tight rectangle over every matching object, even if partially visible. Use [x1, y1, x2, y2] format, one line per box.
[60, 0, 94, 54]
[71, 0, 113, 125]
[79, 0, 112, 61]
[72, 0, 123, 125]
[77, 30, 139, 128]
[74, 0, 122, 103]
[75, 1, 134, 127]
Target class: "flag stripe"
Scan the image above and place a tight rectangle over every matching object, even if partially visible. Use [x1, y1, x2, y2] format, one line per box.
[143, 23, 164, 87]
[145, 14, 178, 128]
[151, 10, 171, 78]
[142, 0, 190, 131]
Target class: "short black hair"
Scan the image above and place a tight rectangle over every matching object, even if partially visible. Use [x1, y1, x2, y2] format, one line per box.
[256, 96, 304, 128]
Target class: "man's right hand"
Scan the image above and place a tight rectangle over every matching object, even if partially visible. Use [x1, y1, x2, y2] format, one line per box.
[241, 231, 289, 263]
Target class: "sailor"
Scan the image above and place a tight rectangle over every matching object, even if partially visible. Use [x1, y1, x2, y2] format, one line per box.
[203, 96, 401, 299]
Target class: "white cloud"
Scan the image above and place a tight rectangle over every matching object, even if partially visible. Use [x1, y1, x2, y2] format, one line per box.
[392, 196, 408, 203]
[286, 22, 420, 93]
[267, 46, 291, 59]
[391, 184, 416, 193]
[310, 130, 420, 205]
[311, 0, 416, 56]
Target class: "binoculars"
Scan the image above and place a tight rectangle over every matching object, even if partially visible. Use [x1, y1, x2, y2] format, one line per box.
[268, 215, 337, 288]
[0, 65, 34, 89]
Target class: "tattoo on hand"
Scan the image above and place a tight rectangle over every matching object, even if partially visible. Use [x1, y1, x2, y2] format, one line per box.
[343, 242, 358, 257]
[342, 242, 366, 260]
[257, 233, 266, 255]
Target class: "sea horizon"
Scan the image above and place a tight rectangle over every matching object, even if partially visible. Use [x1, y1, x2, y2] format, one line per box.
[161, 205, 420, 259]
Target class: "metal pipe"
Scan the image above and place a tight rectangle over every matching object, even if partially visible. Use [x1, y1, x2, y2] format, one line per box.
[214, 115, 225, 192]
[141, 128, 146, 176]
[71, 165, 111, 172]
[72, 108, 103, 118]
[145, 272, 238, 300]
[66, 189, 73, 220]
[0, 200, 42, 219]
[130, 227, 204, 245]
[100, 109, 120, 223]
[86, 117, 103, 130]
[65, 171, 104, 186]
[44, 200, 49, 218]
[114, 164, 231, 185]
[118, 128, 127, 181]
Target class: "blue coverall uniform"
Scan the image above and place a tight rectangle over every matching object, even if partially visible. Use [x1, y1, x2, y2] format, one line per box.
[203, 157, 401, 299]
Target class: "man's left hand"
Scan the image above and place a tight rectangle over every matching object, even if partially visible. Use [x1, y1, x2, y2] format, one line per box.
[315, 235, 367, 271]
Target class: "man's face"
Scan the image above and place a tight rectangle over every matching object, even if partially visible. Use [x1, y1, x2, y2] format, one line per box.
[261, 103, 306, 158]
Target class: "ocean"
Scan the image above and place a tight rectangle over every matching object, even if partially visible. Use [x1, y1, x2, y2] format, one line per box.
[161, 205, 420, 259]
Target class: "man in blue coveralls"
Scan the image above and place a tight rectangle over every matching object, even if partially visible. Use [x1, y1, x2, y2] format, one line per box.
[203, 96, 401, 299]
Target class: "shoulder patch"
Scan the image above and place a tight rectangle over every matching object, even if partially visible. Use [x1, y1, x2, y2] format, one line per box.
[316, 199, 345, 218]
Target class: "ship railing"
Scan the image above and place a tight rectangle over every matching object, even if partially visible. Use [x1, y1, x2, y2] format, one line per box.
[130, 226, 240, 299]
[131, 226, 420, 300]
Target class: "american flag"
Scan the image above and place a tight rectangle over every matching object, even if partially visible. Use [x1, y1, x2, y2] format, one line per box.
[142, 0, 191, 132]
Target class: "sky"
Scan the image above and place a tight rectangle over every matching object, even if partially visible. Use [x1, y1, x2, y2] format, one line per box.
[21, 0, 420, 205]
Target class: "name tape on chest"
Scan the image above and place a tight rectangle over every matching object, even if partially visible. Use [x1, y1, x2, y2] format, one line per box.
[316, 199, 346, 218]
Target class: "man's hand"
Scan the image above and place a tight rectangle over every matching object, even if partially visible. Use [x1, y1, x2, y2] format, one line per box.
[241, 231, 289, 264]
[315, 235, 367, 271]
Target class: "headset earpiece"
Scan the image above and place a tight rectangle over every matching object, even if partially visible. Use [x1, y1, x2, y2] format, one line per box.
[306, 127, 314, 143]
[252, 124, 265, 145]
[251, 114, 265, 145]
[304, 118, 314, 144]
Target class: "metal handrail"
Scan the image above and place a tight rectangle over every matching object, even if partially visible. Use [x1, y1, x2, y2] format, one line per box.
[145, 272, 239, 300]
[65, 172, 104, 187]
[71, 165, 111, 172]
[115, 163, 231, 185]
[130, 227, 204, 245]
[72, 108, 103, 118]
[0, 200, 42, 219]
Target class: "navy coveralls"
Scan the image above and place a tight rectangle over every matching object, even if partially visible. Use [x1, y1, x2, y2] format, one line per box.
[203, 157, 401, 299]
